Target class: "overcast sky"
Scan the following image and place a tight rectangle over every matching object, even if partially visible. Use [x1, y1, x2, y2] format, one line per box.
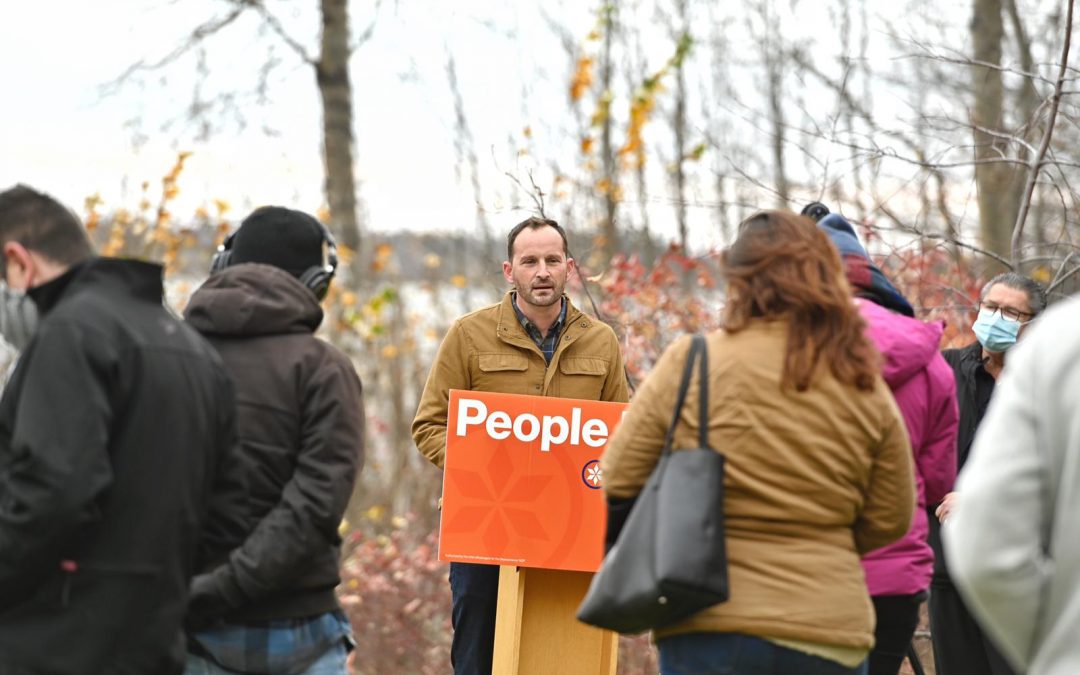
[1, 0, 981, 246]
[1, 1, 597, 234]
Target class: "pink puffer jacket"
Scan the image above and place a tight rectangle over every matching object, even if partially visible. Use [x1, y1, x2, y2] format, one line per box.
[859, 299, 958, 596]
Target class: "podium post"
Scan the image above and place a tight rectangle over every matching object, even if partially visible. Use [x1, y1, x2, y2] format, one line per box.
[492, 566, 618, 675]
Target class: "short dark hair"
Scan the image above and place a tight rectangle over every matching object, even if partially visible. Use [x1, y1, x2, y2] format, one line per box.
[981, 272, 1048, 316]
[506, 217, 569, 262]
[0, 185, 94, 268]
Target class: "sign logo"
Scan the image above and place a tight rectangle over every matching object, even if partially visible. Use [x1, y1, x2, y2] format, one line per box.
[581, 459, 603, 489]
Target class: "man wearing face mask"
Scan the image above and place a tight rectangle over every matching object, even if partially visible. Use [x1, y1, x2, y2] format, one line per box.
[0, 283, 36, 353]
[927, 272, 1046, 675]
[0, 283, 38, 386]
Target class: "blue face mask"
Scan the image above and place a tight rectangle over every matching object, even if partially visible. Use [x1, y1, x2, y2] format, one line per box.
[972, 307, 1022, 353]
[0, 283, 36, 352]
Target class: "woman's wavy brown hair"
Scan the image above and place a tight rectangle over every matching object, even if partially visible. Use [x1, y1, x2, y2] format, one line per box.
[722, 209, 880, 392]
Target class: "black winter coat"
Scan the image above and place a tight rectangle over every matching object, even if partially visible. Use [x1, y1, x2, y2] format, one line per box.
[930, 340, 994, 583]
[184, 263, 365, 624]
[0, 259, 236, 674]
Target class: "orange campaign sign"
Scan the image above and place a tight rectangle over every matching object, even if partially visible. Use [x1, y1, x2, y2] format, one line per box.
[439, 389, 629, 573]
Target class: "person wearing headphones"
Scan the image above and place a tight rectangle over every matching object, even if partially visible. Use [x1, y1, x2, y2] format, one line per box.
[182, 206, 365, 675]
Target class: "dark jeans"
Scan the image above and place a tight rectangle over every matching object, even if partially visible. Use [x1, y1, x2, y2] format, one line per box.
[869, 594, 923, 675]
[929, 581, 1017, 675]
[448, 562, 500, 675]
[658, 632, 869, 675]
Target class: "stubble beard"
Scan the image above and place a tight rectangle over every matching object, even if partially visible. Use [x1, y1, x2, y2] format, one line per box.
[518, 284, 562, 308]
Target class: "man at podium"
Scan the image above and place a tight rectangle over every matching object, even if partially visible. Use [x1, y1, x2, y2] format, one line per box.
[413, 216, 629, 674]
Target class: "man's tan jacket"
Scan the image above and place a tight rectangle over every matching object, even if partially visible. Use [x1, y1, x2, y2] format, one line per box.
[412, 292, 630, 468]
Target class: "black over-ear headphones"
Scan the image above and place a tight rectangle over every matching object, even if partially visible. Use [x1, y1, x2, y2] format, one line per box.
[209, 224, 339, 301]
[800, 202, 830, 223]
[298, 227, 338, 301]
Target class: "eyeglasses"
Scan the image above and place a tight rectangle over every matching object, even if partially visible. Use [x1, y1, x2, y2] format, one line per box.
[980, 302, 1033, 323]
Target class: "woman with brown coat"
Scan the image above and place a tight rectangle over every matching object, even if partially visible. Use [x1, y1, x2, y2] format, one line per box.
[602, 210, 916, 675]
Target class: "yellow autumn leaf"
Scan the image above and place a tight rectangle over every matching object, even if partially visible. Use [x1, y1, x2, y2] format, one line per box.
[336, 243, 356, 264]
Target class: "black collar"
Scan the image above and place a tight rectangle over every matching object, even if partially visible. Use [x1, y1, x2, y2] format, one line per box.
[26, 261, 87, 315]
[27, 258, 164, 317]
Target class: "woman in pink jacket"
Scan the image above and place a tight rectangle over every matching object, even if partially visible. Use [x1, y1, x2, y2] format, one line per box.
[814, 209, 959, 675]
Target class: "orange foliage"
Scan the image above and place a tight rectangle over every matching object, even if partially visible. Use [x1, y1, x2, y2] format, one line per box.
[570, 56, 595, 101]
[86, 152, 232, 276]
[618, 33, 693, 168]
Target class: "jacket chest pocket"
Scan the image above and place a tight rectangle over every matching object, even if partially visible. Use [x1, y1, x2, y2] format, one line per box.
[554, 356, 608, 400]
[477, 353, 532, 394]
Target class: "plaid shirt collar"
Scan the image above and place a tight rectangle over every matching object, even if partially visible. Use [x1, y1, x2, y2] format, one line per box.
[511, 292, 567, 364]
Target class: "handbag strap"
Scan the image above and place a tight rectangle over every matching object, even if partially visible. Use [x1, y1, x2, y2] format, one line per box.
[696, 334, 710, 449]
[661, 334, 711, 455]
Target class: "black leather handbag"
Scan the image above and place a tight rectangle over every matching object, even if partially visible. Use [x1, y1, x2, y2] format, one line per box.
[577, 333, 729, 634]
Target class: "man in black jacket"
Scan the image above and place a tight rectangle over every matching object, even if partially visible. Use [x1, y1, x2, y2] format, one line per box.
[183, 206, 365, 675]
[0, 185, 237, 674]
[928, 272, 1047, 675]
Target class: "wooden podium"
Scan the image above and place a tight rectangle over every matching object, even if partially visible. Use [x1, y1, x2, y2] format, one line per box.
[492, 566, 618, 675]
[440, 391, 631, 674]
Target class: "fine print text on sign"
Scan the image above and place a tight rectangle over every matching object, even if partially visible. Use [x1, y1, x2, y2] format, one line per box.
[439, 390, 629, 573]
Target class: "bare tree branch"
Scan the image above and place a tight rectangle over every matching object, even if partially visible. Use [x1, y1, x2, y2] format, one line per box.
[350, 0, 384, 53]
[1012, 0, 1075, 266]
[865, 221, 1015, 270]
[969, 121, 1038, 156]
[1048, 253, 1080, 293]
[894, 36, 1068, 86]
[101, 6, 248, 95]
[250, 2, 316, 64]
[503, 169, 547, 217]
